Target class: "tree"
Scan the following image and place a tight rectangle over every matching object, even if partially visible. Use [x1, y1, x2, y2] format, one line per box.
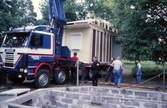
[0, 0, 11, 31]
[39, 0, 78, 23]
[106, 0, 167, 61]
[38, 0, 111, 22]
[144, 1, 167, 62]
[0, 0, 37, 31]
[7, 0, 37, 27]
[39, 0, 49, 25]
[86, 0, 111, 20]
[74, 0, 111, 20]
[64, 0, 78, 21]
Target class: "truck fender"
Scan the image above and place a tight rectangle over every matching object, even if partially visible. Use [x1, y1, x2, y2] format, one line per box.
[34, 62, 53, 77]
[54, 66, 61, 71]
[54, 67, 70, 74]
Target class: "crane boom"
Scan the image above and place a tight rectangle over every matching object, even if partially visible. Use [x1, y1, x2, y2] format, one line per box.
[49, 0, 67, 56]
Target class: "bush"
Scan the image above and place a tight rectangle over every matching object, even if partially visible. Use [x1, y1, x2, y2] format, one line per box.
[131, 66, 165, 78]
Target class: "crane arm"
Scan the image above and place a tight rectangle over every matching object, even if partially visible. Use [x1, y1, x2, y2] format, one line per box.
[49, 0, 67, 56]
[49, 0, 66, 28]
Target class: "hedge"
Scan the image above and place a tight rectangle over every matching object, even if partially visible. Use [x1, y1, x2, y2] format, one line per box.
[131, 66, 166, 78]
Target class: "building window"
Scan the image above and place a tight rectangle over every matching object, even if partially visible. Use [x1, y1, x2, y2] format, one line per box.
[70, 33, 82, 50]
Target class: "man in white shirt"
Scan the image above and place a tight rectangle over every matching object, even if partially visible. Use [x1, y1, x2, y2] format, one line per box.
[136, 59, 142, 84]
[111, 56, 123, 88]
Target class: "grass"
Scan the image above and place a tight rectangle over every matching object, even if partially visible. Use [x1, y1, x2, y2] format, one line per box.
[123, 60, 162, 69]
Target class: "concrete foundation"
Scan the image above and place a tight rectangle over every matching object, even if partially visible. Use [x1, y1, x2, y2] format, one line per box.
[0, 86, 167, 108]
[0, 88, 30, 102]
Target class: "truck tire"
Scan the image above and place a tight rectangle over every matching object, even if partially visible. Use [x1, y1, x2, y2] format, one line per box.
[87, 70, 93, 80]
[10, 78, 24, 84]
[54, 68, 68, 85]
[34, 69, 50, 88]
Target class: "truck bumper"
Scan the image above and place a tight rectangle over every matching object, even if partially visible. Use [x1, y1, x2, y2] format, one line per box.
[1, 70, 34, 80]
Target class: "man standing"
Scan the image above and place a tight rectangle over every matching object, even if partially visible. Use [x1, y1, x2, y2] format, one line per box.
[91, 56, 100, 86]
[136, 59, 142, 84]
[70, 52, 78, 85]
[111, 56, 123, 88]
[79, 62, 85, 85]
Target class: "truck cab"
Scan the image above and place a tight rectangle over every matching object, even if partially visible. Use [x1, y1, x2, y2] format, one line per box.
[0, 25, 73, 88]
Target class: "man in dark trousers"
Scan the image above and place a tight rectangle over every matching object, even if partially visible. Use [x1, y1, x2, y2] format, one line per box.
[105, 57, 115, 82]
[79, 62, 85, 85]
[70, 52, 78, 85]
[91, 56, 100, 86]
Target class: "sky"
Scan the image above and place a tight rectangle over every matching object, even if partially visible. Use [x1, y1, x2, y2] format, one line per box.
[32, 0, 42, 19]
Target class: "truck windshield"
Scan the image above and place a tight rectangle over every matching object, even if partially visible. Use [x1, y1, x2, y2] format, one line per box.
[1, 32, 30, 47]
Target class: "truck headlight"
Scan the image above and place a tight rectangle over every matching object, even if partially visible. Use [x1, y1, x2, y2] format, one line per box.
[19, 68, 28, 73]
[24, 68, 28, 73]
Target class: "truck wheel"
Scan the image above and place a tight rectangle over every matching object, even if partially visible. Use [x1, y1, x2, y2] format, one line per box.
[34, 69, 50, 88]
[10, 78, 24, 84]
[54, 68, 68, 85]
[87, 70, 93, 80]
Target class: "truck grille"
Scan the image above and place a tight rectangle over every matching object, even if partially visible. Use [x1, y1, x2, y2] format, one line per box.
[4, 52, 14, 67]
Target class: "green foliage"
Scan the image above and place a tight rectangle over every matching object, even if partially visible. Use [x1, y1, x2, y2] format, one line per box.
[38, 0, 111, 22]
[124, 60, 162, 69]
[39, 0, 49, 25]
[106, 0, 167, 62]
[38, 0, 78, 23]
[64, 0, 79, 21]
[0, 0, 37, 31]
[131, 66, 165, 77]
[35, 19, 46, 25]
[0, 0, 8, 31]
[126, 60, 164, 77]
[124, 60, 166, 77]
[123, 61, 135, 69]
[76, 0, 111, 20]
